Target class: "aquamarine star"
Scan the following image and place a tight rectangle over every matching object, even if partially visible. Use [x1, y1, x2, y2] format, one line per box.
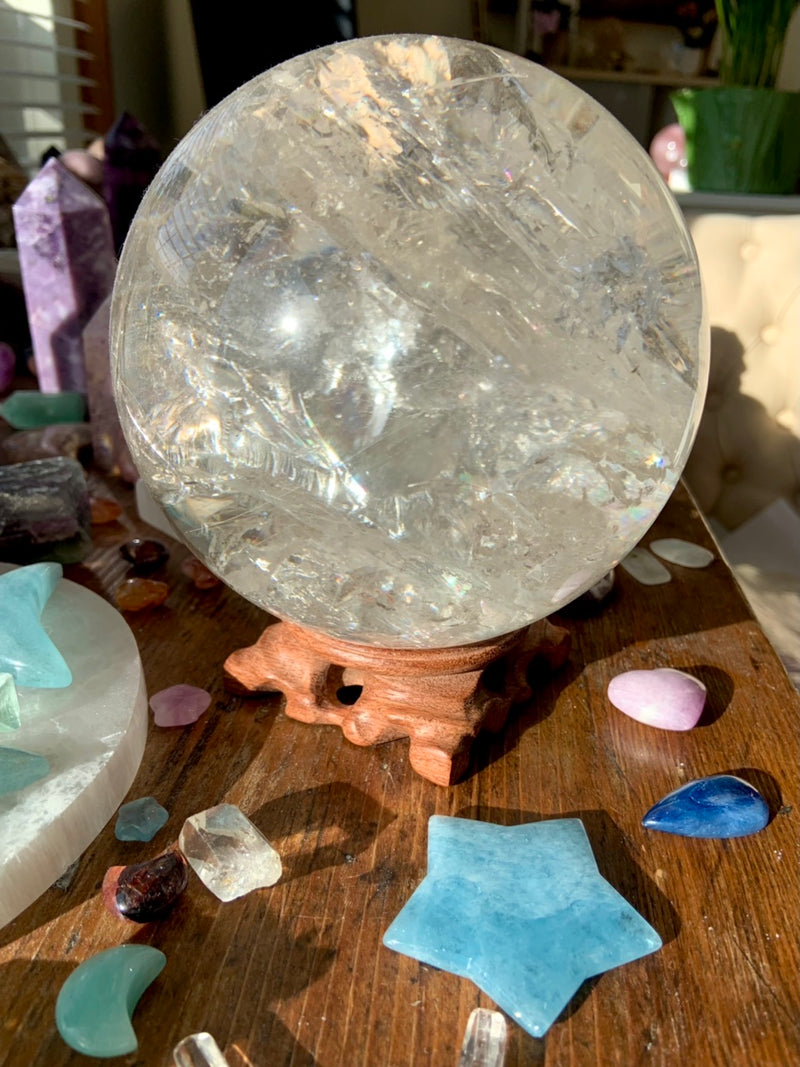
[383, 816, 662, 1038]
[0, 563, 72, 687]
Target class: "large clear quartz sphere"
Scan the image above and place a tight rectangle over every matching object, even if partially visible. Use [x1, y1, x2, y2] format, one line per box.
[111, 35, 708, 649]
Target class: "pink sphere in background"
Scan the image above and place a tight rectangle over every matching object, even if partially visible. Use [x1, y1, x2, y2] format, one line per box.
[59, 149, 104, 193]
[649, 123, 687, 181]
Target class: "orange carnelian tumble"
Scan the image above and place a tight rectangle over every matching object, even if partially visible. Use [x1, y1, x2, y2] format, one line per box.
[115, 577, 169, 611]
[90, 496, 123, 524]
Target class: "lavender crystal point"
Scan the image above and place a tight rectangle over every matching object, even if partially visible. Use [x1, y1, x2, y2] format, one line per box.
[111, 35, 708, 649]
[103, 112, 160, 253]
[13, 159, 116, 394]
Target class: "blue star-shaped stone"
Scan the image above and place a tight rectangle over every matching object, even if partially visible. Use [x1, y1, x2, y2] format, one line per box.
[0, 563, 72, 687]
[383, 816, 661, 1038]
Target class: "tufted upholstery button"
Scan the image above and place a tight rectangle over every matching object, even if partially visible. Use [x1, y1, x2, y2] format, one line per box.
[759, 324, 781, 345]
[722, 464, 742, 484]
[739, 240, 759, 261]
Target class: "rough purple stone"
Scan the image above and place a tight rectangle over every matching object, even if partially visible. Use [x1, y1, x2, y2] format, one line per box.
[607, 667, 706, 731]
[103, 113, 160, 253]
[0, 456, 91, 563]
[12, 159, 116, 394]
[83, 295, 137, 481]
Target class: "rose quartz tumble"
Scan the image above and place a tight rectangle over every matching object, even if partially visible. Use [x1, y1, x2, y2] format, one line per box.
[607, 668, 706, 731]
[115, 577, 169, 611]
[180, 556, 221, 589]
[149, 684, 211, 727]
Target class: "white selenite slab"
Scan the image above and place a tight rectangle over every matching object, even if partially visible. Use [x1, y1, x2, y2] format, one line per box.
[0, 564, 147, 927]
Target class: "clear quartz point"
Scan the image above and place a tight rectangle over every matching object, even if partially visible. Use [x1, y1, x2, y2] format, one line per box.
[173, 1032, 230, 1067]
[458, 1009, 507, 1067]
[178, 803, 282, 901]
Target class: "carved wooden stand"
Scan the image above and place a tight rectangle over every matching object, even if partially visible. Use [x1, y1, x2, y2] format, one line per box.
[224, 618, 570, 786]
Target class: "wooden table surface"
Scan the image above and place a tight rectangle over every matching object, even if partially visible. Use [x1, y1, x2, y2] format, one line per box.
[1, 479, 797, 1067]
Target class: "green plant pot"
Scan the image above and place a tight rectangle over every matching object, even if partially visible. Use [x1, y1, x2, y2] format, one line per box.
[672, 86, 800, 195]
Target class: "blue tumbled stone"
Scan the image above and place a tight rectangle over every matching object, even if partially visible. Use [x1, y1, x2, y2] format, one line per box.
[642, 775, 770, 838]
[115, 796, 169, 842]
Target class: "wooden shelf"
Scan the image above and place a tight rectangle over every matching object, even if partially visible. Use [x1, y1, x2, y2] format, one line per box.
[550, 65, 719, 89]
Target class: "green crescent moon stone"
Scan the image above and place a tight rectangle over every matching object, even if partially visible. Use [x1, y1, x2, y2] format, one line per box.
[55, 944, 166, 1057]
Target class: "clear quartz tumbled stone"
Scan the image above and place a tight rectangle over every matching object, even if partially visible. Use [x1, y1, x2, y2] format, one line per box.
[173, 1032, 230, 1067]
[111, 35, 708, 649]
[178, 803, 282, 902]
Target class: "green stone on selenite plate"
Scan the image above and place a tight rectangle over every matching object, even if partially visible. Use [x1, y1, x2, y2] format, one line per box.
[55, 944, 166, 1057]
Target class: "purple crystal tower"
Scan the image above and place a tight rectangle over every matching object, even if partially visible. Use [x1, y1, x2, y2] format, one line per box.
[103, 113, 160, 253]
[13, 159, 116, 394]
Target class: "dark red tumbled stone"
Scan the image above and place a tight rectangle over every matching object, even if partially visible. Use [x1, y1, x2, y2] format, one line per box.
[120, 537, 169, 573]
[103, 850, 189, 923]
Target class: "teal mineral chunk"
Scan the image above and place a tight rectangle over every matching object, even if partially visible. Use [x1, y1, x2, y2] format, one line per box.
[0, 745, 50, 795]
[0, 391, 86, 430]
[115, 796, 169, 841]
[383, 816, 662, 1039]
[0, 562, 72, 687]
[55, 944, 166, 1057]
[0, 456, 91, 564]
[0, 672, 21, 730]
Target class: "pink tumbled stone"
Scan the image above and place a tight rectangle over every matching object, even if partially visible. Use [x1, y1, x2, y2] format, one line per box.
[607, 668, 706, 731]
[149, 684, 212, 727]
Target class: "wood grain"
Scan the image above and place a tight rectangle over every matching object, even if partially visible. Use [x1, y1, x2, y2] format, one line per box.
[0, 479, 797, 1066]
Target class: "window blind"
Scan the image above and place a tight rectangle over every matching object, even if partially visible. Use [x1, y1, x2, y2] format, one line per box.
[0, 0, 113, 174]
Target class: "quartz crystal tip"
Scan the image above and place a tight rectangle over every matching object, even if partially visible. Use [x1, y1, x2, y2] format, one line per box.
[179, 803, 282, 901]
[458, 1008, 507, 1067]
[173, 1032, 231, 1067]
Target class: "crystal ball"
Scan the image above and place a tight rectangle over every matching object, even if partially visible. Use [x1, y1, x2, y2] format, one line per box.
[111, 35, 708, 649]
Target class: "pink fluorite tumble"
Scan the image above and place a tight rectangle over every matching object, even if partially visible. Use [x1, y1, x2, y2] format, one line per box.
[149, 684, 211, 727]
[12, 159, 116, 394]
[607, 668, 706, 731]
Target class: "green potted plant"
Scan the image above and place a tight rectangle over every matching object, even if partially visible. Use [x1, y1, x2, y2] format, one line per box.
[672, 0, 800, 194]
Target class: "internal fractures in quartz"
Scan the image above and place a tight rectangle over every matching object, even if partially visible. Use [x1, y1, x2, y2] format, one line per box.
[178, 803, 282, 901]
[112, 36, 706, 648]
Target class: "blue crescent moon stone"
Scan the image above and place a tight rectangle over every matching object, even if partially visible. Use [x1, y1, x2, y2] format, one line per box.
[55, 944, 166, 1057]
[642, 775, 770, 838]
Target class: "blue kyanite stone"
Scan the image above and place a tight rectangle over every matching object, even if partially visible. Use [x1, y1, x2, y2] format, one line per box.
[0, 562, 72, 687]
[55, 944, 166, 1057]
[383, 816, 662, 1038]
[115, 796, 169, 841]
[0, 746, 50, 796]
[642, 774, 770, 838]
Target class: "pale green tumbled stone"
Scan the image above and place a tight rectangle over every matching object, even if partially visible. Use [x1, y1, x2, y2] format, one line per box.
[0, 390, 86, 430]
[55, 944, 166, 1057]
[0, 673, 21, 731]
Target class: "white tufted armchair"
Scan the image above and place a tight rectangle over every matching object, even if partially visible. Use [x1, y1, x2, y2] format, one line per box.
[682, 212, 800, 685]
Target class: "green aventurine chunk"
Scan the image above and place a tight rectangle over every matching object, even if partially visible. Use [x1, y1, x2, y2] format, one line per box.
[55, 945, 166, 1057]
